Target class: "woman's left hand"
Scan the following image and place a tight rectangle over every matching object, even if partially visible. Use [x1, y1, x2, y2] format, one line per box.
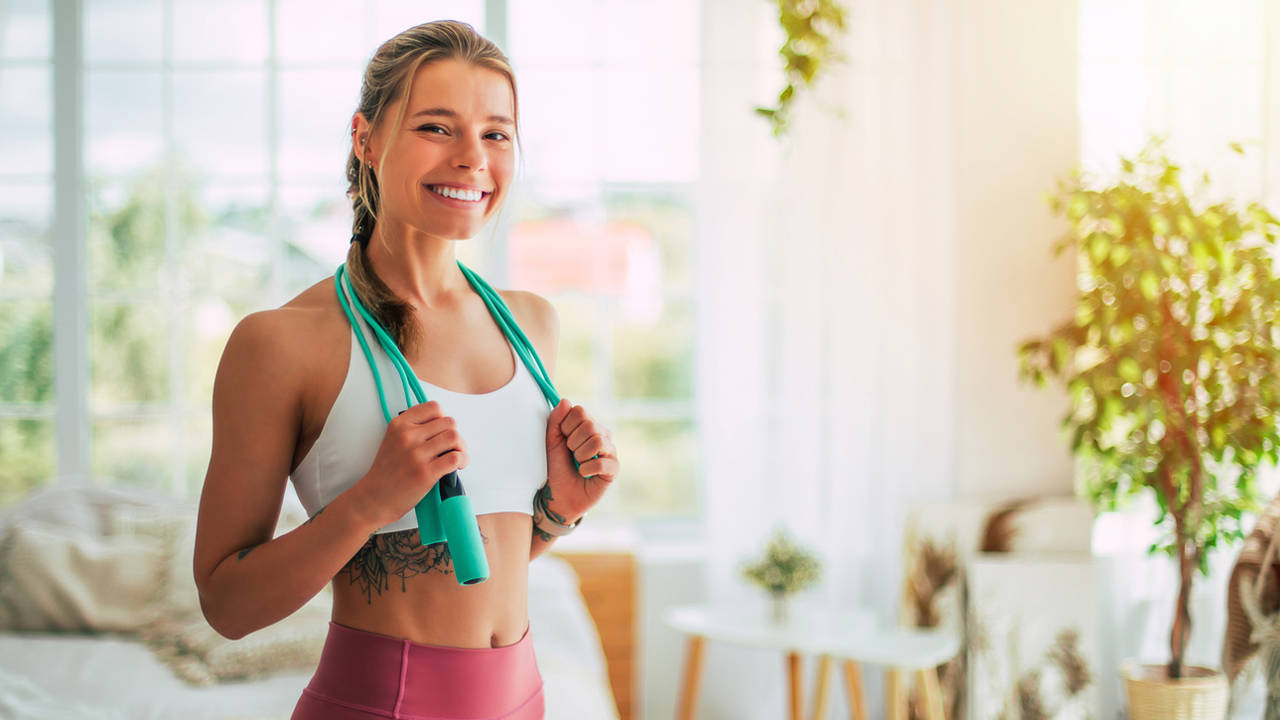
[544, 399, 619, 522]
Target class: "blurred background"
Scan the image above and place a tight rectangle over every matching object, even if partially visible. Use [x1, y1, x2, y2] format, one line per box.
[4, 0, 1280, 718]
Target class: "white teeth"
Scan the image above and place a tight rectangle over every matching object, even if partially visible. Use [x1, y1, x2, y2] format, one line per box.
[429, 185, 484, 202]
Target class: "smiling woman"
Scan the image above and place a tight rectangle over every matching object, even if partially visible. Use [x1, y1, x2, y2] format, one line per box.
[191, 19, 620, 720]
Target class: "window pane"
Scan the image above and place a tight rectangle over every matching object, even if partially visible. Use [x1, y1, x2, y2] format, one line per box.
[280, 182, 351, 294]
[92, 418, 175, 491]
[0, 67, 52, 176]
[86, 70, 165, 178]
[85, 0, 163, 64]
[91, 302, 170, 408]
[0, 183, 53, 294]
[517, 67, 604, 185]
[545, 296, 596, 402]
[278, 0, 376, 66]
[599, 69, 698, 183]
[184, 181, 271, 298]
[507, 204, 633, 298]
[174, 70, 268, 178]
[172, 0, 268, 64]
[614, 300, 693, 400]
[278, 69, 362, 181]
[88, 176, 171, 292]
[184, 296, 237, 408]
[508, 0, 601, 65]
[608, 418, 697, 517]
[0, 419, 54, 511]
[598, 0, 698, 67]
[606, 190, 694, 290]
[185, 413, 212, 498]
[0, 0, 50, 61]
[372, 1, 485, 43]
[0, 301, 53, 403]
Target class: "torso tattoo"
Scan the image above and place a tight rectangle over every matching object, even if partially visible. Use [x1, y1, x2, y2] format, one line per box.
[339, 528, 489, 603]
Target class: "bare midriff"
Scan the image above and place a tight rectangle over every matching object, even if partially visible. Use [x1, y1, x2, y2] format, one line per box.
[330, 511, 532, 649]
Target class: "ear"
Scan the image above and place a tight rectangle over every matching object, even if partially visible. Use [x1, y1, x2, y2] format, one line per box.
[352, 112, 377, 164]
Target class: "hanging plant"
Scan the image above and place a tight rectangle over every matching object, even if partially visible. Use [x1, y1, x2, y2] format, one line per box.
[756, 0, 849, 137]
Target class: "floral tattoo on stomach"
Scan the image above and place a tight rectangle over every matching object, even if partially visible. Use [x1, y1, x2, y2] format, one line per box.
[338, 528, 489, 603]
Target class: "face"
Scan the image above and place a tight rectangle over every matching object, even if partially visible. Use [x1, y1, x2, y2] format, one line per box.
[356, 58, 516, 242]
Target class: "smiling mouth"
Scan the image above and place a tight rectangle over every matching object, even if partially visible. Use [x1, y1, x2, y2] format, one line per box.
[426, 185, 490, 202]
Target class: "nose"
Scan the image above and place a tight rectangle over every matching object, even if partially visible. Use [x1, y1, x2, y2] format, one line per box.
[452, 134, 486, 172]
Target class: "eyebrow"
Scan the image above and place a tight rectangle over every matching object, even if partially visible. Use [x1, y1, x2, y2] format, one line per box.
[410, 107, 515, 125]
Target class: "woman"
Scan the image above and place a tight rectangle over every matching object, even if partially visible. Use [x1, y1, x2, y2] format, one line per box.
[192, 20, 620, 720]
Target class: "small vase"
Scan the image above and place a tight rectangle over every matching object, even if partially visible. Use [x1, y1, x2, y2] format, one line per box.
[769, 591, 790, 624]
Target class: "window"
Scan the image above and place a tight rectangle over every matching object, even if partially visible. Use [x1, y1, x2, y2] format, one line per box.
[0, 0, 700, 533]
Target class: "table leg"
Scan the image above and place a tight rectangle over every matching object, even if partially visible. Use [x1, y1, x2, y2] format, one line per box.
[886, 668, 907, 720]
[788, 651, 805, 720]
[841, 660, 868, 720]
[915, 667, 945, 720]
[675, 635, 706, 720]
[811, 654, 832, 720]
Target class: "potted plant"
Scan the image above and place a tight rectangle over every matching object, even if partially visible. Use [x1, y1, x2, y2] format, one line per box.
[741, 528, 823, 623]
[1016, 137, 1280, 719]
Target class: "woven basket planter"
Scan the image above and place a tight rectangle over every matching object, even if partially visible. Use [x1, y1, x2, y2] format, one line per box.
[1122, 662, 1229, 720]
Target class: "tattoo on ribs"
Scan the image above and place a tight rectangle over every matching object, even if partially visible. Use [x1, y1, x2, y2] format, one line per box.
[339, 528, 490, 603]
[237, 546, 255, 561]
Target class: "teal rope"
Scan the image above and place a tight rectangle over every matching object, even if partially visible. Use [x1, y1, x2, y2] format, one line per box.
[334, 259, 587, 480]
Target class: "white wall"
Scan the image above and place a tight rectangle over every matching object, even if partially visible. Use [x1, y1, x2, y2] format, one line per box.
[953, 0, 1081, 499]
[636, 1, 1085, 718]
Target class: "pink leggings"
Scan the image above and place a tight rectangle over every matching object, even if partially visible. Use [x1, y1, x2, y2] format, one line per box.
[291, 621, 544, 720]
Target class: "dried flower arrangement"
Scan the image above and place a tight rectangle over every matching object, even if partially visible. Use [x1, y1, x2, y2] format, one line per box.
[740, 528, 822, 599]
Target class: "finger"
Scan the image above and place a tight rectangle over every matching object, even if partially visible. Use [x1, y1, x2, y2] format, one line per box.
[397, 400, 444, 424]
[573, 434, 608, 463]
[578, 455, 619, 480]
[566, 419, 598, 453]
[546, 399, 572, 442]
[558, 404, 588, 438]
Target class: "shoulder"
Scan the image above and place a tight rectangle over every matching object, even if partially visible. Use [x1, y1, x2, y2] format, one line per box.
[498, 289, 559, 367]
[218, 278, 347, 393]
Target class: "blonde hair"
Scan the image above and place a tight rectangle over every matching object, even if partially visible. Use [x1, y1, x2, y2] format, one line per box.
[344, 20, 518, 355]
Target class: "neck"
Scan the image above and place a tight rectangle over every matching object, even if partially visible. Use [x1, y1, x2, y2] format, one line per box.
[365, 219, 470, 309]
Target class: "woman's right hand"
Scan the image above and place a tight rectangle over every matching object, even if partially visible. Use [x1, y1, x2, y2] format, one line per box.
[348, 401, 469, 530]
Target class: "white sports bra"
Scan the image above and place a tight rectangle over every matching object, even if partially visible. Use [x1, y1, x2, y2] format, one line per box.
[289, 310, 550, 536]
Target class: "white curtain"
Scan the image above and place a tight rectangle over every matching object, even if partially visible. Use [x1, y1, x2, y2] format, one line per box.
[695, 0, 958, 716]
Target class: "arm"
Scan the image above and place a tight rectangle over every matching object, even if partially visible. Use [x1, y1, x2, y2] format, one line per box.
[193, 310, 381, 640]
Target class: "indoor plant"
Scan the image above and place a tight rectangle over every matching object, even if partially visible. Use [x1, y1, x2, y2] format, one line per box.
[1017, 137, 1280, 718]
[741, 528, 822, 623]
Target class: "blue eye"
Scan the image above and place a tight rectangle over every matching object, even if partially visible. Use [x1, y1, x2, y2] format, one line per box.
[485, 131, 511, 142]
[417, 124, 447, 134]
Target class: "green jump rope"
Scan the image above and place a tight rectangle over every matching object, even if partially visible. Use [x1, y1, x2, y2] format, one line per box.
[334, 260, 575, 585]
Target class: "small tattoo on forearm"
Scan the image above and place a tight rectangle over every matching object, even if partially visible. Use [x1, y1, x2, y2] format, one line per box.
[305, 506, 325, 525]
[236, 545, 255, 561]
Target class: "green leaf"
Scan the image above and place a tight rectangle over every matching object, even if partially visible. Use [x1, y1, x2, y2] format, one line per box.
[1089, 233, 1111, 265]
[1140, 270, 1160, 300]
[1118, 357, 1141, 383]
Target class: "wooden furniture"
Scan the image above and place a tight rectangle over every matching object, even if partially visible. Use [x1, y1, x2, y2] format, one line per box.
[665, 603, 873, 720]
[665, 603, 958, 720]
[813, 625, 959, 720]
[554, 550, 637, 720]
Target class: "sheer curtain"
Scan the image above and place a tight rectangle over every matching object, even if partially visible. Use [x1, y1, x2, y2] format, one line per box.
[695, 0, 958, 715]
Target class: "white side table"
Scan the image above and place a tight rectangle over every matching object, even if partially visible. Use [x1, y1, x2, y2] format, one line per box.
[664, 603, 874, 720]
[814, 625, 960, 720]
[664, 603, 960, 720]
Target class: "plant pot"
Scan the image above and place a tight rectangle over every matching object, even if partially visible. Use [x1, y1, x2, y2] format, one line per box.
[769, 592, 790, 624]
[1121, 661, 1228, 720]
